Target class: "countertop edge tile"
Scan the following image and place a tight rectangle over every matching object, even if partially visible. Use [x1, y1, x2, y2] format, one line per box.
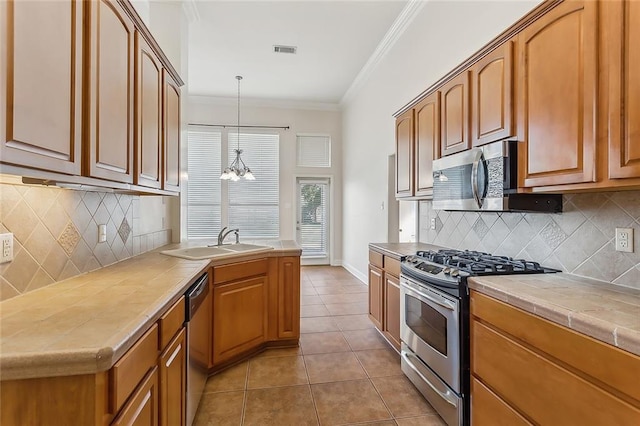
[468, 275, 640, 357]
[0, 240, 301, 381]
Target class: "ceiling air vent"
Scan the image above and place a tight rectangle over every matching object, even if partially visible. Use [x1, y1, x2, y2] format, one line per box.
[273, 45, 297, 54]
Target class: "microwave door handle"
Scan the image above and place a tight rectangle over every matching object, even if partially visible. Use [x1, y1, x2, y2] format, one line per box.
[471, 155, 482, 209]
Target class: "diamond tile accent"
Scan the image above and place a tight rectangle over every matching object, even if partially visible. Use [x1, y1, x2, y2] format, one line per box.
[539, 220, 567, 250]
[118, 218, 131, 244]
[58, 222, 81, 255]
[472, 218, 489, 239]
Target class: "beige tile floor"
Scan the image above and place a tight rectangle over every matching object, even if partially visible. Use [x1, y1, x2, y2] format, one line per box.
[194, 265, 447, 426]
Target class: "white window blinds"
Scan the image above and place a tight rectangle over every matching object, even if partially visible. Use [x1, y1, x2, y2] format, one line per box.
[297, 135, 331, 167]
[228, 132, 280, 239]
[187, 129, 222, 239]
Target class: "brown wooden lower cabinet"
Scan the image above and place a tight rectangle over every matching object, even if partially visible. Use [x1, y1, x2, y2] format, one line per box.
[368, 264, 384, 330]
[212, 275, 269, 365]
[383, 272, 401, 351]
[0, 254, 301, 424]
[470, 290, 640, 425]
[159, 328, 186, 426]
[368, 248, 402, 351]
[112, 367, 159, 426]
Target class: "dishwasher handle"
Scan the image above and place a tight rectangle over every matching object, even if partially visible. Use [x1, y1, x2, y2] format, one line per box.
[186, 273, 209, 321]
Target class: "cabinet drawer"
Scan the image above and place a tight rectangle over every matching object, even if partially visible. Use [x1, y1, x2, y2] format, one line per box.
[470, 291, 640, 401]
[110, 324, 159, 413]
[158, 296, 185, 350]
[472, 320, 640, 425]
[471, 376, 531, 425]
[383, 256, 400, 278]
[369, 250, 383, 269]
[213, 259, 268, 284]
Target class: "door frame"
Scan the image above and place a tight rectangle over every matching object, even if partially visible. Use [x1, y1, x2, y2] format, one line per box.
[293, 174, 334, 265]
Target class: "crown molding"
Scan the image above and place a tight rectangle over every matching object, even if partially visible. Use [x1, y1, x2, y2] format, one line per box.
[340, 0, 426, 106]
[189, 95, 341, 112]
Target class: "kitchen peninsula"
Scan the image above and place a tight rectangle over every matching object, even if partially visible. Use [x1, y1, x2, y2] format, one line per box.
[0, 241, 301, 425]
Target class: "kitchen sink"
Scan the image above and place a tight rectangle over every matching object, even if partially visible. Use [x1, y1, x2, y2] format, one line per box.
[161, 243, 273, 260]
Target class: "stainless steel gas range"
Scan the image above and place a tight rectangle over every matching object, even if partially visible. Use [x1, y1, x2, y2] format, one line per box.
[399, 249, 558, 426]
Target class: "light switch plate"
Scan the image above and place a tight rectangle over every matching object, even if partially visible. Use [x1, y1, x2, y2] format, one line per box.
[1, 233, 14, 263]
[615, 227, 634, 253]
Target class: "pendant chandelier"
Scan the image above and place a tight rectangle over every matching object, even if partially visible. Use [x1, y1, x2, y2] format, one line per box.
[220, 75, 255, 181]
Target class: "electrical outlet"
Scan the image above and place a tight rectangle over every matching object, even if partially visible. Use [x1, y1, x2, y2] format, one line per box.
[615, 227, 634, 253]
[98, 224, 107, 243]
[430, 218, 436, 230]
[1, 233, 14, 263]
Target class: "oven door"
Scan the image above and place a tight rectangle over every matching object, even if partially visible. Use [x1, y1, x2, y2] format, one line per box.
[400, 275, 460, 392]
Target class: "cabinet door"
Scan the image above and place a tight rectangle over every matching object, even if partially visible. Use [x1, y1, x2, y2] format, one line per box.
[159, 329, 186, 426]
[135, 32, 162, 189]
[414, 92, 440, 197]
[383, 273, 401, 351]
[368, 265, 383, 330]
[472, 41, 514, 147]
[395, 109, 414, 198]
[112, 367, 159, 426]
[213, 276, 268, 364]
[471, 377, 532, 426]
[517, 0, 597, 187]
[0, 0, 83, 174]
[441, 71, 470, 156]
[278, 256, 300, 340]
[163, 71, 181, 192]
[608, 0, 640, 179]
[87, 0, 134, 183]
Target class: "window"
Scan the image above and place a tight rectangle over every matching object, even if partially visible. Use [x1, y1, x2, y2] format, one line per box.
[297, 134, 331, 167]
[187, 127, 280, 240]
[228, 132, 279, 239]
[187, 129, 221, 239]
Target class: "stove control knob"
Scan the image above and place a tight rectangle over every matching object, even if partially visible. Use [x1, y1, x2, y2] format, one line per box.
[443, 267, 451, 275]
[451, 269, 460, 278]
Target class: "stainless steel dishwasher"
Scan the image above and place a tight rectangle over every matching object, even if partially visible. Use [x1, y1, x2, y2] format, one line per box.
[185, 272, 211, 426]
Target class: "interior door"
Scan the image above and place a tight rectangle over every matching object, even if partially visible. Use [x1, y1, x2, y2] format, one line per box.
[296, 178, 330, 264]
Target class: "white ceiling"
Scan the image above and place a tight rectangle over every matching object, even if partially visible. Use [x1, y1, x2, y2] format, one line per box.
[188, 1, 408, 104]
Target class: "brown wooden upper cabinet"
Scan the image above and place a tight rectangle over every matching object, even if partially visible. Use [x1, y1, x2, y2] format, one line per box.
[0, 0, 83, 175]
[608, 0, 640, 180]
[87, 0, 135, 183]
[414, 92, 441, 197]
[441, 71, 471, 157]
[517, 0, 598, 188]
[163, 71, 181, 192]
[135, 32, 163, 189]
[471, 41, 514, 147]
[395, 109, 414, 198]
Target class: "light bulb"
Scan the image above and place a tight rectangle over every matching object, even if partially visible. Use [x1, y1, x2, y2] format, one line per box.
[244, 170, 255, 180]
[230, 173, 240, 182]
[220, 169, 232, 180]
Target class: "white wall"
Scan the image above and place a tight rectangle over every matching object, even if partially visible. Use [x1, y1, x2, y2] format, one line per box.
[188, 98, 343, 264]
[341, 0, 541, 278]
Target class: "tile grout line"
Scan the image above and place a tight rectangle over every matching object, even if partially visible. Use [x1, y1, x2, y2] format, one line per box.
[239, 361, 250, 425]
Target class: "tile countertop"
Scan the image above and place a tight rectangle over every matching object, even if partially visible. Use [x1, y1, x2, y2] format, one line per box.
[468, 274, 640, 357]
[0, 240, 301, 381]
[369, 242, 445, 259]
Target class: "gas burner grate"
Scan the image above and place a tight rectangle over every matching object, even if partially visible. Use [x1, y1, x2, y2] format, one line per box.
[414, 249, 554, 275]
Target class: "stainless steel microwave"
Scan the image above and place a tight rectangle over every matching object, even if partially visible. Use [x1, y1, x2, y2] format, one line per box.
[432, 140, 562, 212]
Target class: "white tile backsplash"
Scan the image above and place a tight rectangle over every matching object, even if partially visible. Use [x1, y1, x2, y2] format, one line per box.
[419, 191, 640, 290]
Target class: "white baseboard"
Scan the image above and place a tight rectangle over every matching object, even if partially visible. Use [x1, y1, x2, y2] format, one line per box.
[341, 262, 367, 284]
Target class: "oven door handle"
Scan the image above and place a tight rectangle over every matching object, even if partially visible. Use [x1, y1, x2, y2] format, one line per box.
[402, 281, 456, 311]
[401, 350, 458, 407]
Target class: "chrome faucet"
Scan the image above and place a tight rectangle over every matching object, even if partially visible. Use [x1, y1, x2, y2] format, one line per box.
[217, 227, 239, 245]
